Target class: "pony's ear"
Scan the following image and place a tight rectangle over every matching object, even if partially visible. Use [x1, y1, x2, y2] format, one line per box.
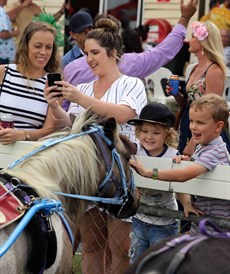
[103, 117, 117, 144]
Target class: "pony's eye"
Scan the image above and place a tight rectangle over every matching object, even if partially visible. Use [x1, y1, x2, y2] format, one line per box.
[124, 153, 131, 161]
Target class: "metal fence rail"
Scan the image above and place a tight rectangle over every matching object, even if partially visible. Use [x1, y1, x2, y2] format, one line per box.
[138, 205, 230, 229]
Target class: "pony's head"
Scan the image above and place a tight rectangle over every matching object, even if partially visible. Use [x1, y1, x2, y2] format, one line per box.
[3, 110, 139, 220]
[91, 116, 140, 219]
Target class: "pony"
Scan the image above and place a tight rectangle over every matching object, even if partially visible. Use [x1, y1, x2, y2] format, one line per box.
[125, 219, 230, 274]
[0, 110, 139, 273]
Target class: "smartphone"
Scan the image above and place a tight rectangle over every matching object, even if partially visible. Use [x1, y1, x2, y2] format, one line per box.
[47, 73, 62, 97]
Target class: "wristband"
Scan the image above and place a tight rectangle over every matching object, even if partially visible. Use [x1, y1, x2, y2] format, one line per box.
[181, 16, 191, 20]
[152, 168, 158, 180]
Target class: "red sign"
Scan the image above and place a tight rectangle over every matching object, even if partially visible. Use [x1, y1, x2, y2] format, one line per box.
[157, 0, 170, 2]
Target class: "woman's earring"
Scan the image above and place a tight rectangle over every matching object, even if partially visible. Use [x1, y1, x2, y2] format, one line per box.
[202, 47, 204, 55]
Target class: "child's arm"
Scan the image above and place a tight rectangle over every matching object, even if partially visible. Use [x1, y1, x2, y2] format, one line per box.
[129, 159, 207, 182]
[176, 193, 204, 217]
[182, 137, 197, 157]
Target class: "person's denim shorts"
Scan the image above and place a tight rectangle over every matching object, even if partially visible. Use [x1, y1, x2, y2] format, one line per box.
[129, 217, 179, 263]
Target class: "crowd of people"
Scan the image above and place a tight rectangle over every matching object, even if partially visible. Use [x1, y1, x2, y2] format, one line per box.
[200, 0, 230, 30]
[1, 0, 230, 273]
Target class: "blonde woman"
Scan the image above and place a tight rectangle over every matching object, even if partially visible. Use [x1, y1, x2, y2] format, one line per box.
[173, 20, 229, 155]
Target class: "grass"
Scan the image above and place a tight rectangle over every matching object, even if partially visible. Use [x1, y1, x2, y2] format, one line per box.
[73, 253, 82, 274]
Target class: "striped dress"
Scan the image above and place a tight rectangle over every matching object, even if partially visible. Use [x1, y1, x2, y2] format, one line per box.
[0, 64, 48, 130]
[68, 74, 147, 142]
[190, 136, 230, 234]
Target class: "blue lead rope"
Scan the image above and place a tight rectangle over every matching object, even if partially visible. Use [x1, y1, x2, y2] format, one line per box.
[54, 191, 125, 205]
[5, 126, 101, 170]
[0, 199, 62, 257]
[57, 211, 75, 247]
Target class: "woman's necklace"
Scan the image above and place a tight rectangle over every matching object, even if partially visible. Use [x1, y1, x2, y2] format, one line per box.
[190, 62, 212, 82]
[19, 74, 37, 94]
[19, 69, 46, 94]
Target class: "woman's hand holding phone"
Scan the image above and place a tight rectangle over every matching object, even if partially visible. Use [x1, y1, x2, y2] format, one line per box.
[44, 74, 63, 110]
[45, 76, 81, 107]
[47, 73, 63, 97]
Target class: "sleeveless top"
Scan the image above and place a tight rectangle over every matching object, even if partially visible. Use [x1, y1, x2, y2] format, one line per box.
[178, 63, 215, 153]
[0, 64, 48, 130]
[186, 62, 214, 103]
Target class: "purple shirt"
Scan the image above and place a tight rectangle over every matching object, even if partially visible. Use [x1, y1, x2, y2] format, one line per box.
[63, 24, 186, 85]
[189, 136, 230, 235]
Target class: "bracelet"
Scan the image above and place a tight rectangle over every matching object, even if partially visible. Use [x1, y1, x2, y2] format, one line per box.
[181, 16, 191, 20]
[22, 129, 30, 141]
[52, 114, 68, 121]
[152, 168, 158, 180]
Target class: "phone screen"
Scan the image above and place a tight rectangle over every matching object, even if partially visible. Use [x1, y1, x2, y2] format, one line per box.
[47, 73, 62, 97]
[47, 73, 62, 86]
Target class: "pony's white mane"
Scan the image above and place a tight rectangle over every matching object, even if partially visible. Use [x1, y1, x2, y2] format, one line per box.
[5, 112, 101, 204]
